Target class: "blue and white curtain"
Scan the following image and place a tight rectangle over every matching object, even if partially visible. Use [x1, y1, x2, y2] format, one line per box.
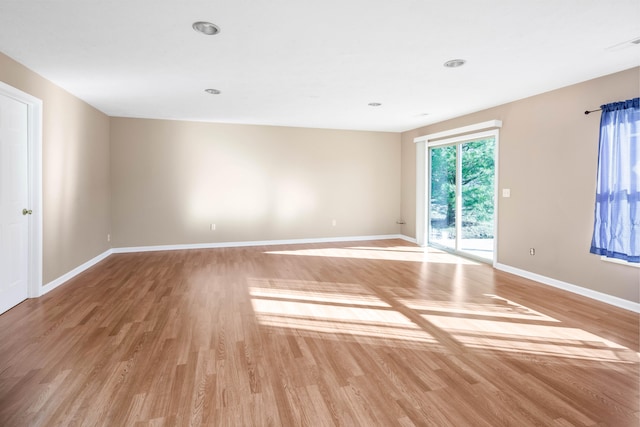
[590, 97, 640, 263]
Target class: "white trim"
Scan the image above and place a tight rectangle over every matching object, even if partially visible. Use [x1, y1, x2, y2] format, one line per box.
[41, 249, 113, 295]
[427, 129, 500, 148]
[399, 235, 418, 244]
[492, 132, 500, 268]
[495, 263, 640, 313]
[415, 141, 427, 246]
[413, 120, 502, 144]
[112, 234, 407, 254]
[455, 144, 462, 250]
[0, 81, 43, 299]
[429, 241, 494, 265]
[601, 256, 640, 268]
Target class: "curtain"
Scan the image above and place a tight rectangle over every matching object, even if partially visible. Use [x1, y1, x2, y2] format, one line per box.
[590, 97, 640, 263]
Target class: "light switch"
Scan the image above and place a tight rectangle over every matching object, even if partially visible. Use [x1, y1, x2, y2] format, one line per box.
[502, 188, 511, 198]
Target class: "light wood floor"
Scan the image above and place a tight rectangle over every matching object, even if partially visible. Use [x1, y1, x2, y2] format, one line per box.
[1, 240, 638, 426]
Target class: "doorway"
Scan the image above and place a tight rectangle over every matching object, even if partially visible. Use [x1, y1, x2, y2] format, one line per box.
[0, 81, 42, 315]
[428, 136, 496, 262]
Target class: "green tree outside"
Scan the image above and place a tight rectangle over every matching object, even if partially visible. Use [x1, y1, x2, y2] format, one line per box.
[430, 139, 495, 240]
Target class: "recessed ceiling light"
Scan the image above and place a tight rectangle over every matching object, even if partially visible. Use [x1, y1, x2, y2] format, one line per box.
[192, 21, 220, 35]
[368, 102, 382, 107]
[205, 88, 221, 95]
[444, 59, 466, 68]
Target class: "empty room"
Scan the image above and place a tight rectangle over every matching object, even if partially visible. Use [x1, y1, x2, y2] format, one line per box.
[0, 1, 639, 426]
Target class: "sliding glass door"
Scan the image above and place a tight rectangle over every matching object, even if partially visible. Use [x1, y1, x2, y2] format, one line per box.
[429, 145, 457, 250]
[429, 137, 496, 262]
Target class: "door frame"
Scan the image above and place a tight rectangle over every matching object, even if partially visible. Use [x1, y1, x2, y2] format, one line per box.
[427, 133, 498, 263]
[0, 81, 43, 298]
[414, 120, 501, 266]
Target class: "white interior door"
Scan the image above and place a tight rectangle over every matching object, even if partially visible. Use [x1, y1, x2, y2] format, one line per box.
[0, 93, 29, 315]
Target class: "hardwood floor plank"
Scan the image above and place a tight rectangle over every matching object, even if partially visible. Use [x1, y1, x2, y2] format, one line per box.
[0, 240, 638, 426]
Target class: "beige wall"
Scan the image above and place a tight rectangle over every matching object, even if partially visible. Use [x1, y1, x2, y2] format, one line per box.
[110, 118, 401, 247]
[401, 67, 640, 303]
[0, 52, 111, 284]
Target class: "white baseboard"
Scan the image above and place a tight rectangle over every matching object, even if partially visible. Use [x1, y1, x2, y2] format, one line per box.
[399, 234, 417, 244]
[40, 249, 113, 296]
[494, 263, 640, 313]
[112, 234, 409, 254]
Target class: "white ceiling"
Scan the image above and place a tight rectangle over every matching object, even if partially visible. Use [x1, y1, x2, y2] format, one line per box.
[0, 1, 638, 132]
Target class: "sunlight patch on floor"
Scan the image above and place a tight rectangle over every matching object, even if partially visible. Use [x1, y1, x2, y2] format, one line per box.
[427, 324, 637, 363]
[249, 280, 390, 308]
[264, 246, 481, 264]
[254, 312, 436, 345]
[249, 278, 436, 345]
[420, 307, 638, 363]
[251, 296, 408, 326]
[248, 278, 638, 364]
[249, 278, 385, 301]
[397, 296, 560, 322]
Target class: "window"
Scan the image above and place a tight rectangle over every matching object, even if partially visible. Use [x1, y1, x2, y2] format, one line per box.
[590, 97, 639, 263]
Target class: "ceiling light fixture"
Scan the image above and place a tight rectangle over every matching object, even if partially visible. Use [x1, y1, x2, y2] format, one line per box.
[192, 21, 220, 35]
[368, 102, 382, 107]
[444, 59, 466, 68]
[205, 88, 221, 95]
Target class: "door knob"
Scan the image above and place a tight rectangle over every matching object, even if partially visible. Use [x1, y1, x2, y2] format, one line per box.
[22, 209, 32, 215]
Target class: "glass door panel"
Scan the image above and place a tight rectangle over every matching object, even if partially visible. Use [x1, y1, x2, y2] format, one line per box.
[429, 145, 456, 250]
[460, 139, 495, 261]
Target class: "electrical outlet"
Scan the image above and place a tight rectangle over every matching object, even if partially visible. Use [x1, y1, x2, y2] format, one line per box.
[529, 248, 535, 255]
[107, 233, 111, 242]
[332, 219, 337, 227]
[210, 224, 216, 231]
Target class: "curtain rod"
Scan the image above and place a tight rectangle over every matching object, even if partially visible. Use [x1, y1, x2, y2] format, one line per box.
[584, 108, 602, 115]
